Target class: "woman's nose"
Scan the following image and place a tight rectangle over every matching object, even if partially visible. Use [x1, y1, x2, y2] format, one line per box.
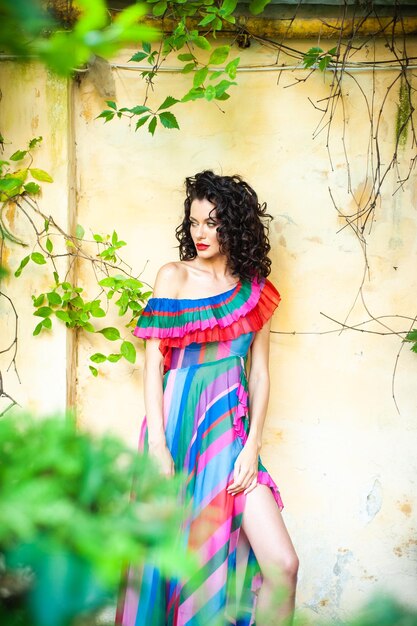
[196, 224, 205, 238]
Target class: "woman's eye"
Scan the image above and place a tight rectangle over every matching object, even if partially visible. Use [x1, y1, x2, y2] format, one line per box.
[207, 222, 217, 228]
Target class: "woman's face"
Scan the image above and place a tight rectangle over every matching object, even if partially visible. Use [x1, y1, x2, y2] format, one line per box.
[189, 198, 221, 259]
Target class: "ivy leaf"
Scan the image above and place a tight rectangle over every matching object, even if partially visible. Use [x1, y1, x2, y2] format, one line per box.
[220, 0, 238, 15]
[31, 252, 47, 265]
[43, 317, 52, 330]
[208, 45, 230, 65]
[33, 321, 45, 336]
[121, 341, 136, 364]
[153, 1, 167, 16]
[29, 168, 53, 183]
[130, 105, 151, 115]
[159, 112, 180, 130]
[76, 224, 85, 239]
[178, 53, 194, 61]
[148, 117, 158, 136]
[107, 353, 122, 362]
[14, 255, 30, 277]
[193, 36, 211, 51]
[205, 85, 216, 101]
[249, 0, 272, 15]
[55, 310, 72, 323]
[143, 42, 152, 54]
[194, 67, 209, 88]
[198, 13, 216, 27]
[90, 353, 107, 363]
[99, 327, 121, 341]
[10, 150, 28, 161]
[135, 115, 151, 131]
[89, 365, 98, 377]
[47, 292, 62, 306]
[91, 307, 106, 317]
[181, 63, 196, 74]
[158, 96, 179, 111]
[46, 237, 53, 253]
[105, 100, 117, 110]
[24, 182, 40, 194]
[225, 57, 240, 79]
[129, 51, 148, 62]
[34, 306, 53, 318]
[33, 294, 45, 307]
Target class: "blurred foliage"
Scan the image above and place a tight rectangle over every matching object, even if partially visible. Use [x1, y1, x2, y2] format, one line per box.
[404, 328, 417, 354]
[0, 412, 192, 625]
[0, 0, 159, 76]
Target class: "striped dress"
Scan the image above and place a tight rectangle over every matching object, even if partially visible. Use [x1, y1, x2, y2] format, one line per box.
[116, 276, 284, 626]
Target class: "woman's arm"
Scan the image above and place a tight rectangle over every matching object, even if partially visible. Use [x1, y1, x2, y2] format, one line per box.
[142, 264, 180, 476]
[227, 319, 272, 495]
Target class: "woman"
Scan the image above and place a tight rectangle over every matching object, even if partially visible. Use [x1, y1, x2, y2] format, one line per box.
[116, 171, 298, 626]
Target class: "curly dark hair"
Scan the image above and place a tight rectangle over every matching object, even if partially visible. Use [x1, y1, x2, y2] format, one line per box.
[175, 170, 273, 281]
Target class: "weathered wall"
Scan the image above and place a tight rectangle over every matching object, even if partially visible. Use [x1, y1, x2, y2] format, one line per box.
[1, 34, 417, 623]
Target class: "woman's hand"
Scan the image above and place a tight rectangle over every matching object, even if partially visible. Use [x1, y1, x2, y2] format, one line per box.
[227, 441, 259, 496]
[148, 440, 175, 477]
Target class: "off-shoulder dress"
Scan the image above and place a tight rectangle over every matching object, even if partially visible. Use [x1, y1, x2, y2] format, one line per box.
[116, 276, 284, 626]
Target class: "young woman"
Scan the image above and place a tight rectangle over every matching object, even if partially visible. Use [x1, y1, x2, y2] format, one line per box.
[116, 171, 298, 626]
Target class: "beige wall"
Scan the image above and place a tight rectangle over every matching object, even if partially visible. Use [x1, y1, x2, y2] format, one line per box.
[1, 34, 417, 622]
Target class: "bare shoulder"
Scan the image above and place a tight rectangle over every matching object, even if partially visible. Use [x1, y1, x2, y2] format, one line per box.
[153, 262, 187, 298]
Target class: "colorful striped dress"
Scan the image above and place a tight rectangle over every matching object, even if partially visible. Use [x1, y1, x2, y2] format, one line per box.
[116, 276, 284, 626]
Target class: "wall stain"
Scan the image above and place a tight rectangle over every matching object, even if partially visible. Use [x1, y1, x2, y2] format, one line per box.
[398, 500, 412, 517]
[365, 478, 382, 522]
[393, 537, 417, 558]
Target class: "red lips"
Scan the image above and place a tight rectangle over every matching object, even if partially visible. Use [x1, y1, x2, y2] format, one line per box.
[196, 243, 209, 250]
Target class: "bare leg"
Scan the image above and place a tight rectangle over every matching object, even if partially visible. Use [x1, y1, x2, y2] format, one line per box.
[241, 485, 299, 626]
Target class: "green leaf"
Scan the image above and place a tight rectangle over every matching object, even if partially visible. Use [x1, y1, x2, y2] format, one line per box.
[99, 327, 121, 341]
[111, 230, 118, 246]
[405, 329, 417, 342]
[158, 96, 179, 111]
[225, 57, 240, 79]
[194, 66, 209, 87]
[33, 321, 44, 336]
[83, 322, 96, 333]
[106, 100, 117, 110]
[10, 150, 28, 161]
[47, 291, 62, 306]
[215, 79, 237, 97]
[129, 51, 148, 62]
[208, 45, 230, 65]
[220, 0, 239, 15]
[34, 306, 53, 318]
[33, 293, 45, 307]
[76, 224, 85, 239]
[24, 182, 40, 194]
[178, 53, 194, 61]
[205, 85, 216, 101]
[55, 310, 72, 323]
[181, 87, 205, 102]
[91, 307, 106, 317]
[148, 117, 158, 136]
[14, 255, 30, 277]
[135, 115, 151, 130]
[131, 105, 151, 115]
[199, 13, 216, 26]
[89, 365, 98, 377]
[159, 112, 180, 130]
[152, 1, 167, 16]
[181, 63, 196, 74]
[107, 353, 123, 363]
[46, 237, 53, 253]
[99, 277, 116, 288]
[31, 252, 47, 265]
[193, 36, 211, 51]
[90, 353, 107, 363]
[249, 0, 272, 15]
[43, 317, 52, 330]
[93, 234, 104, 243]
[121, 340, 136, 364]
[53, 271, 59, 284]
[29, 168, 53, 183]
[143, 42, 152, 53]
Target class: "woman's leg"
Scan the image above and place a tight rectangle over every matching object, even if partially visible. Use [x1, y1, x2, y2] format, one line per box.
[241, 485, 299, 626]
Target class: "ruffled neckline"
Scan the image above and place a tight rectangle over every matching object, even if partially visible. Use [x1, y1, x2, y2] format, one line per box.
[147, 280, 240, 306]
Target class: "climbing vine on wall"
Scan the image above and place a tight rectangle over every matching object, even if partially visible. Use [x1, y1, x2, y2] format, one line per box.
[1, 0, 417, 416]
